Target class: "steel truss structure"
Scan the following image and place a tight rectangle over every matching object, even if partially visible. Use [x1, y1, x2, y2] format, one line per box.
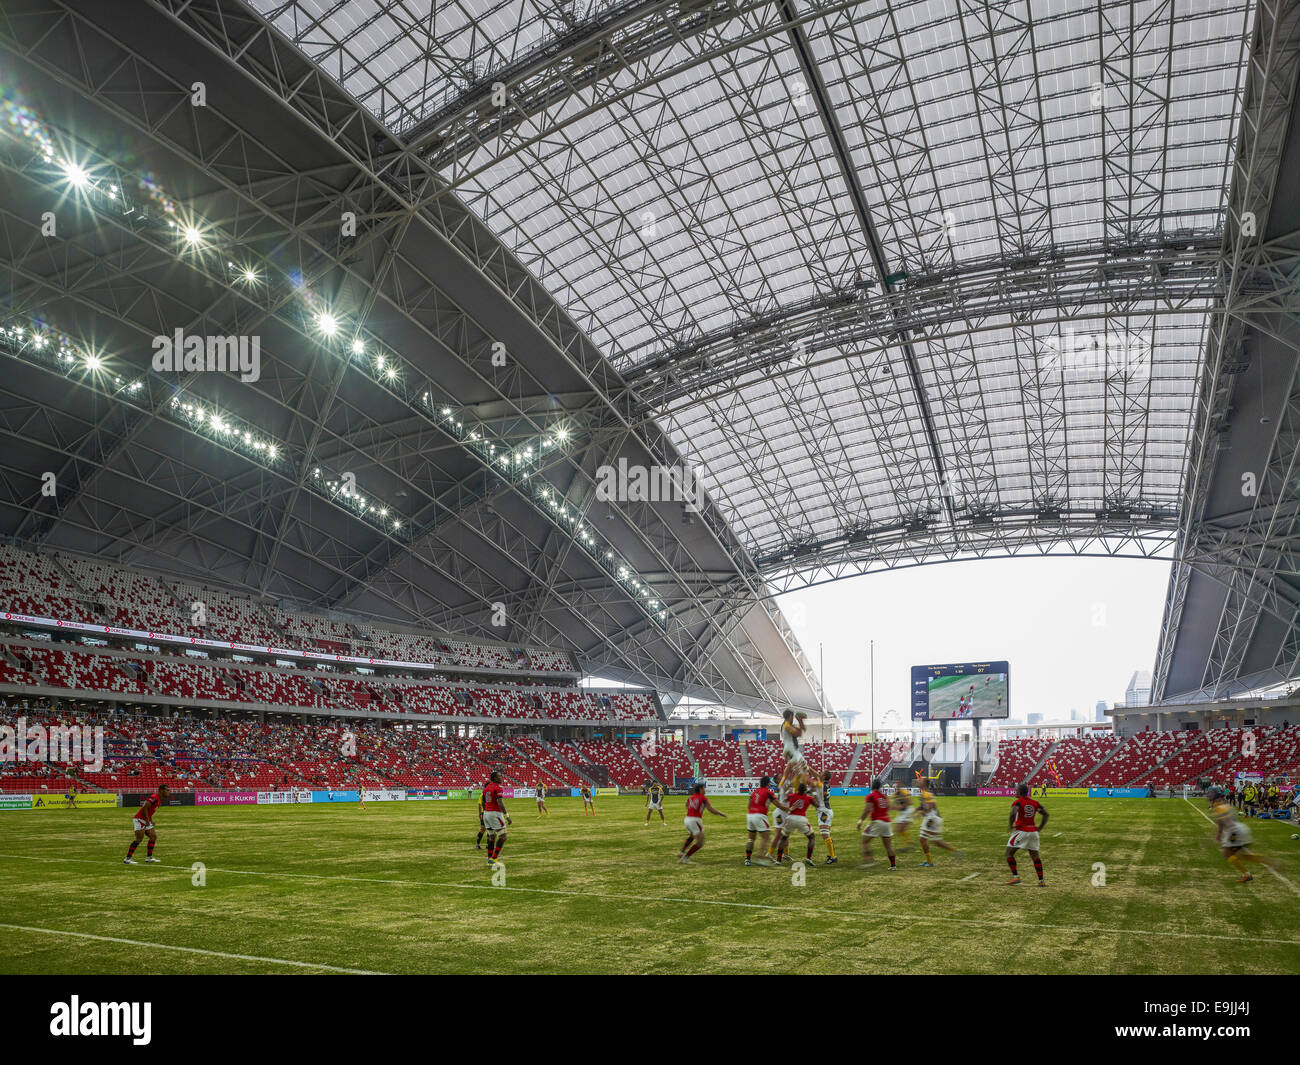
[0, 0, 1296, 714]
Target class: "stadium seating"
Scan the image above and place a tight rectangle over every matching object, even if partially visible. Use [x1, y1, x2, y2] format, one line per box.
[4, 706, 1296, 796]
[987, 738, 1054, 786]
[640, 739, 692, 785]
[1216, 726, 1300, 781]
[1028, 736, 1120, 786]
[0, 544, 578, 676]
[1139, 728, 1243, 787]
[1086, 730, 1192, 786]
[510, 738, 584, 786]
[689, 739, 745, 776]
[575, 741, 645, 787]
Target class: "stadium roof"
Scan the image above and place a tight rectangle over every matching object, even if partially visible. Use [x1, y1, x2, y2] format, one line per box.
[1, 0, 1297, 713]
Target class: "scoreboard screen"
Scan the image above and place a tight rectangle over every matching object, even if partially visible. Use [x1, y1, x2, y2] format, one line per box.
[911, 661, 1009, 720]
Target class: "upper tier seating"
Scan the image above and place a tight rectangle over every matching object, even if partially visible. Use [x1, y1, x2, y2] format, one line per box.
[0, 544, 579, 675]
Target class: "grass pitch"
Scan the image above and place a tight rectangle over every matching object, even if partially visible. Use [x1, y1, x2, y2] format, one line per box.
[1, 795, 1297, 974]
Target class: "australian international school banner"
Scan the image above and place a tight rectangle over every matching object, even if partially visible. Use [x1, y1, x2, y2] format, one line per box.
[31, 792, 119, 809]
[1031, 787, 1089, 798]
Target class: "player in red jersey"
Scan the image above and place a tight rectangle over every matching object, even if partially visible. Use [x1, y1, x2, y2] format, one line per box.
[1005, 783, 1048, 885]
[745, 775, 788, 866]
[481, 770, 512, 866]
[475, 775, 490, 849]
[678, 782, 726, 864]
[856, 778, 897, 870]
[124, 784, 169, 865]
[774, 781, 819, 866]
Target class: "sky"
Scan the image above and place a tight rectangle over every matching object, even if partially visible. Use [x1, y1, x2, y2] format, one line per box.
[773, 554, 1173, 728]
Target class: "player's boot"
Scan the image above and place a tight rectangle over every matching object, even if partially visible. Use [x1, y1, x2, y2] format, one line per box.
[145, 857, 161, 863]
[1036, 879, 1045, 886]
[919, 861, 934, 867]
[1237, 873, 1253, 883]
[123, 857, 137, 865]
[744, 857, 752, 866]
[824, 857, 838, 865]
[1004, 876, 1021, 885]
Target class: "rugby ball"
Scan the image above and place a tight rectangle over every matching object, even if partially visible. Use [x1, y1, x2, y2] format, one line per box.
[1291, 833, 1299, 840]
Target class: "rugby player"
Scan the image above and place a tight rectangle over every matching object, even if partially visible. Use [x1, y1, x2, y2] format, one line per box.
[780, 709, 810, 782]
[1208, 786, 1272, 883]
[678, 782, 726, 864]
[918, 791, 961, 865]
[124, 784, 169, 865]
[1005, 783, 1048, 885]
[644, 781, 666, 825]
[815, 769, 837, 864]
[892, 786, 915, 849]
[767, 767, 792, 860]
[856, 778, 897, 870]
[580, 783, 595, 817]
[481, 770, 512, 865]
[745, 776, 786, 865]
[774, 781, 819, 867]
[475, 776, 489, 849]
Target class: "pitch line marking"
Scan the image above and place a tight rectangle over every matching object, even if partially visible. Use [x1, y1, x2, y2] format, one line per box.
[4, 852, 1299, 950]
[959, 872, 980, 881]
[1181, 797, 1300, 898]
[0, 921, 384, 974]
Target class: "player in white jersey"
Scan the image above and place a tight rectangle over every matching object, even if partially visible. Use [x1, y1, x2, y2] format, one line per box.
[781, 708, 811, 779]
[815, 769, 838, 864]
[918, 791, 961, 866]
[767, 767, 792, 860]
[892, 787, 915, 849]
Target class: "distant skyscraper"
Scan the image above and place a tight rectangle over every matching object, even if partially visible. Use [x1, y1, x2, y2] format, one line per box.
[1027, 713, 1043, 725]
[1095, 700, 1108, 721]
[1125, 670, 1152, 707]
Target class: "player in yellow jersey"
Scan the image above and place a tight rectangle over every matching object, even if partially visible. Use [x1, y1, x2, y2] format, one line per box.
[918, 790, 962, 865]
[815, 769, 837, 864]
[644, 781, 666, 825]
[1208, 787, 1273, 883]
[580, 784, 595, 816]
